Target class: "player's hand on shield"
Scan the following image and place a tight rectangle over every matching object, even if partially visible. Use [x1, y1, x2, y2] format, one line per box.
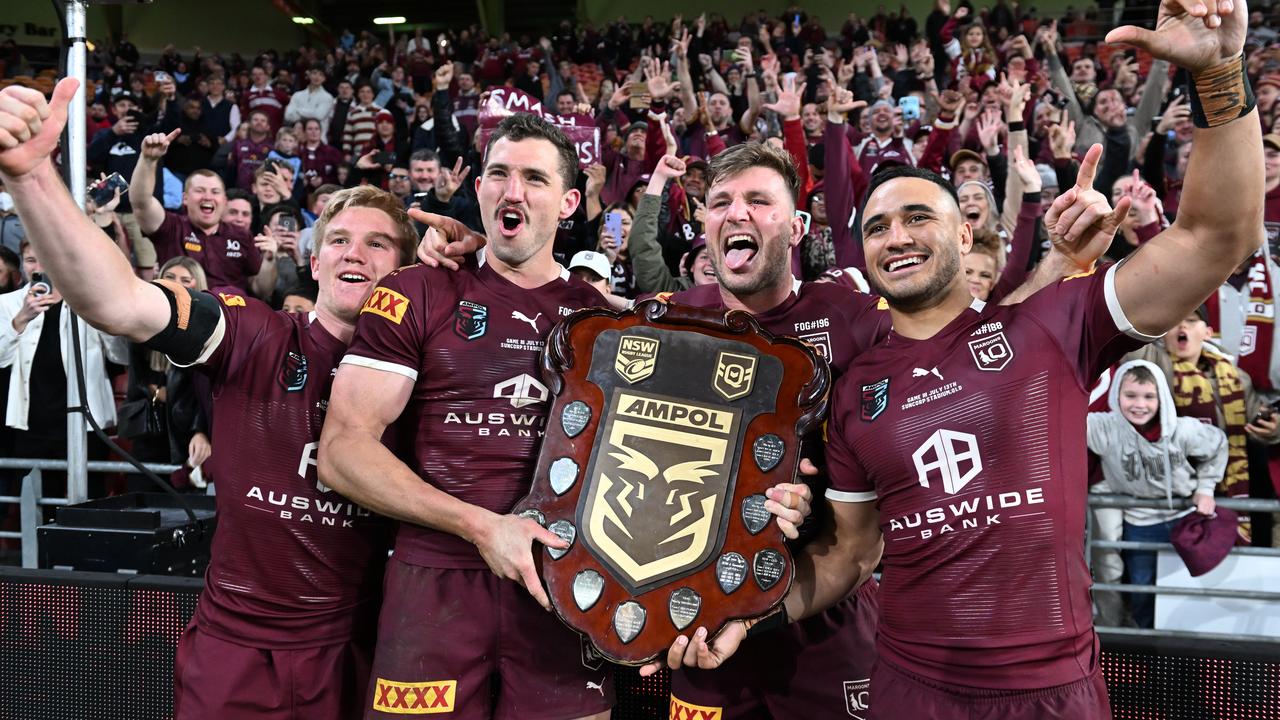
[639, 619, 750, 677]
[764, 458, 818, 539]
[0, 77, 77, 178]
[410, 209, 488, 271]
[474, 511, 569, 610]
[1043, 143, 1129, 272]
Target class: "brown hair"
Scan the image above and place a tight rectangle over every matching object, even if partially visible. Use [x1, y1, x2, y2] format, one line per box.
[968, 228, 1004, 269]
[1122, 365, 1159, 388]
[311, 185, 418, 265]
[483, 113, 579, 191]
[707, 142, 801, 206]
[183, 168, 224, 193]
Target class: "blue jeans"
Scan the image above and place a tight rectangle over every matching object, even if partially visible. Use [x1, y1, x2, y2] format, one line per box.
[1121, 519, 1178, 628]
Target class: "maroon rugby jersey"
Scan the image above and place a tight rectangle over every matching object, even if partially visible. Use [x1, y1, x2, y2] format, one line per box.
[192, 292, 390, 647]
[668, 279, 888, 377]
[342, 254, 607, 568]
[151, 210, 263, 291]
[824, 264, 1155, 689]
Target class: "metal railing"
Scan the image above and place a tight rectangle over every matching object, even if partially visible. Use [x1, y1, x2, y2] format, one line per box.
[0, 458, 181, 569]
[1087, 493, 1280, 642]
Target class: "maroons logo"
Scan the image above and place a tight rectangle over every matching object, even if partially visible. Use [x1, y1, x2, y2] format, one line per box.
[615, 335, 659, 383]
[580, 390, 742, 594]
[454, 300, 488, 340]
[712, 351, 757, 401]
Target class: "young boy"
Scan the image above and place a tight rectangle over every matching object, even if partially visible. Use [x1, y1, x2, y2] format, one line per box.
[1087, 360, 1226, 628]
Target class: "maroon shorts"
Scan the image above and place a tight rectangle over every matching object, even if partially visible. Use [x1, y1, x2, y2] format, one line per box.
[669, 578, 879, 720]
[871, 658, 1111, 720]
[173, 622, 372, 720]
[366, 558, 614, 719]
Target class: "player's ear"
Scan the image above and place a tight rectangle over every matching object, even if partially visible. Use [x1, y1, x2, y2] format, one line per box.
[560, 188, 582, 220]
[959, 221, 973, 256]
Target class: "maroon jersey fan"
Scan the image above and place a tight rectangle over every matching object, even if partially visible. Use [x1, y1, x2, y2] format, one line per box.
[342, 253, 615, 719]
[173, 290, 390, 718]
[826, 265, 1155, 694]
[149, 210, 263, 291]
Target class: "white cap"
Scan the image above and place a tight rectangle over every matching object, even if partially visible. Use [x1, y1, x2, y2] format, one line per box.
[569, 251, 611, 280]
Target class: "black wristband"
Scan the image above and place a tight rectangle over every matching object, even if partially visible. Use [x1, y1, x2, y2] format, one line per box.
[1188, 53, 1255, 129]
[1008, 121, 1026, 132]
[745, 605, 789, 638]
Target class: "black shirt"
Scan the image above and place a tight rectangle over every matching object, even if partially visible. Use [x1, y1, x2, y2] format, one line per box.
[27, 302, 67, 439]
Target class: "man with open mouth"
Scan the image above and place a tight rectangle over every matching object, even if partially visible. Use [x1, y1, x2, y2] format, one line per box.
[0, 78, 421, 718]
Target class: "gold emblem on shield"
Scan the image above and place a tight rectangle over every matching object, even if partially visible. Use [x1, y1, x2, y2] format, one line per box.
[581, 390, 741, 592]
[615, 335, 659, 383]
[713, 351, 757, 401]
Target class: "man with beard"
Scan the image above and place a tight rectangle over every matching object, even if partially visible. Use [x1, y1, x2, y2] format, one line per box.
[317, 113, 616, 720]
[852, 100, 914, 176]
[0, 77, 421, 719]
[653, 0, 1263, 715]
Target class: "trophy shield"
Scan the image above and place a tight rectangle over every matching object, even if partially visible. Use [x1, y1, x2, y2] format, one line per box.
[513, 299, 829, 664]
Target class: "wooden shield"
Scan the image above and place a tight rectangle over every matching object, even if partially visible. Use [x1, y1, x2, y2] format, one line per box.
[513, 300, 829, 665]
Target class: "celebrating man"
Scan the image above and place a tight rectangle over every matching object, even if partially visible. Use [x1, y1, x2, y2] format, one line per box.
[0, 78, 420, 718]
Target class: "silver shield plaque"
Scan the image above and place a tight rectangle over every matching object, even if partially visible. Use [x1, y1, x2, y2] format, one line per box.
[550, 457, 579, 496]
[573, 569, 604, 611]
[741, 494, 770, 535]
[548, 520, 576, 560]
[716, 552, 748, 594]
[561, 401, 592, 438]
[614, 601, 647, 644]
[753, 549, 786, 591]
[752, 433, 785, 472]
[668, 587, 702, 631]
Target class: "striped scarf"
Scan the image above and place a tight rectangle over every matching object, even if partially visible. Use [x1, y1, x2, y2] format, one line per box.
[1170, 349, 1249, 497]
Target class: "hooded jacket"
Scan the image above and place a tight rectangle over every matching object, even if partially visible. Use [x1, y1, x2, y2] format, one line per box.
[1087, 359, 1227, 525]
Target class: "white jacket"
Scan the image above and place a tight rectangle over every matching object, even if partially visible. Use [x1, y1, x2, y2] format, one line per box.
[1087, 359, 1227, 526]
[0, 285, 128, 432]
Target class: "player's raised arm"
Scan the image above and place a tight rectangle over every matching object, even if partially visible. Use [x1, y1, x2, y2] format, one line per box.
[0, 78, 171, 343]
[1098, 0, 1262, 335]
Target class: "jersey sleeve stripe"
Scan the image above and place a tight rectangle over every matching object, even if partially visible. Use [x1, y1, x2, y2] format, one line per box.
[340, 354, 420, 381]
[826, 488, 878, 503]
[169, 312, 227, 368]
[1103, 262, 1163, 342]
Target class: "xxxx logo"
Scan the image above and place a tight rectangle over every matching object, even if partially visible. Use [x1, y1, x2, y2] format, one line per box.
[362, 288, 410, 324]
[669, 696, 722, 720]
[372, 678, 456, 714]
[218, 292, 246, 308]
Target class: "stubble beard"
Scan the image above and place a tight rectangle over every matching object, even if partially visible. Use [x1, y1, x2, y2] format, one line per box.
[711, 229, 792, 299]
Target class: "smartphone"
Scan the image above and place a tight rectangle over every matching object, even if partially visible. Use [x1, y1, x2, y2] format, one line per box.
[90, 172, 129, 206]
[277, 215, 298, 233]
[604, 212, 624, 243]
[30, 271, 52, 297]
[374, 151, 396, 166]
[898, 96, 921, 123]
[126, 108, 146, 124]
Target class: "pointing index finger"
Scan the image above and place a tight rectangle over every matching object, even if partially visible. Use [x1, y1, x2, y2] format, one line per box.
[165, 128, 182, 143]
[1074, 143, 1103, 191]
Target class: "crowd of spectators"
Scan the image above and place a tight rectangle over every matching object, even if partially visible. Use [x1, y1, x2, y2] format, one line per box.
[2, 0, 1279, 627]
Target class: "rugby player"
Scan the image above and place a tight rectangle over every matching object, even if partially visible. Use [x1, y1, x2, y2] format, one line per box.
[652, 0, 1262, 715]
[0, 79, 421, 718]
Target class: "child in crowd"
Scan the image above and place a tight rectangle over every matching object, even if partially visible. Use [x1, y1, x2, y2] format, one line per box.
[265, 127, 303, 180]
[1087, 360, 1226, 628]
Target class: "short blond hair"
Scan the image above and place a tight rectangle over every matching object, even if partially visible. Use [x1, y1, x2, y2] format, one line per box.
[311, 186, 417, 266]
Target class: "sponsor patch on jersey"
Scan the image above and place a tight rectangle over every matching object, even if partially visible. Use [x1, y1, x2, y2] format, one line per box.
[453, 299, 487, 340]
[843, 678, 870, 719]
[183, 241, 203, 253]
[968, 331, 1014, 372]
[362, 287, 410, 324]
[860, 378, 889, 422]
[669, 695, 723, 720]
[371, 678, 457, 714]
[217, 292, 245, 307]
[615, 335, 659, 383]
[712, 351, 757, 401]
[278, 351, 308, 392]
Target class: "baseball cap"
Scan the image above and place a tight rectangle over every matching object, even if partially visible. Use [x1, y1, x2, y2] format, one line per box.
[949, 148, 988, 173]
[1265, 134, 1280, 153]
[623, 120, 648, 137]
[569, 250, 612, 280]
[111, 90, 137, 105]
[1036, 163, 1058, 191]
[1257, 75, 1280, 93]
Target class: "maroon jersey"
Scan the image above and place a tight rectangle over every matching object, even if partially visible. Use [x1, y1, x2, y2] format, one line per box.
[301, 142, 345, 185]
[668, 279, 887, 377]
[151, 211, 262, 291]
[825, 264, 1155, 689]
[193, 292, 390, 648]
[343, 255, 607, 569]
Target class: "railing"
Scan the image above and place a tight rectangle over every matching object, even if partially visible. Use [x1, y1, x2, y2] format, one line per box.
[0, 458, 181, 569]
[1087, 493, 1280, 642]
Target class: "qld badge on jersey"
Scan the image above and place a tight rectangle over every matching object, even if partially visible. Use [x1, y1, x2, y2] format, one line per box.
[512, 300, 829, 665]
[860, 378, 889, 422]
[968, 331, 1014, 372]
[453, 299, 488, 340]
[278, 351, 308, 392]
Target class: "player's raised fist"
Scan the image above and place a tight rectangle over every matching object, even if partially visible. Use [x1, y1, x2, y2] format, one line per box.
[141, 128, 182, 160]
[0, 77, 77, 179]
[1106, 0, 1245, 74]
